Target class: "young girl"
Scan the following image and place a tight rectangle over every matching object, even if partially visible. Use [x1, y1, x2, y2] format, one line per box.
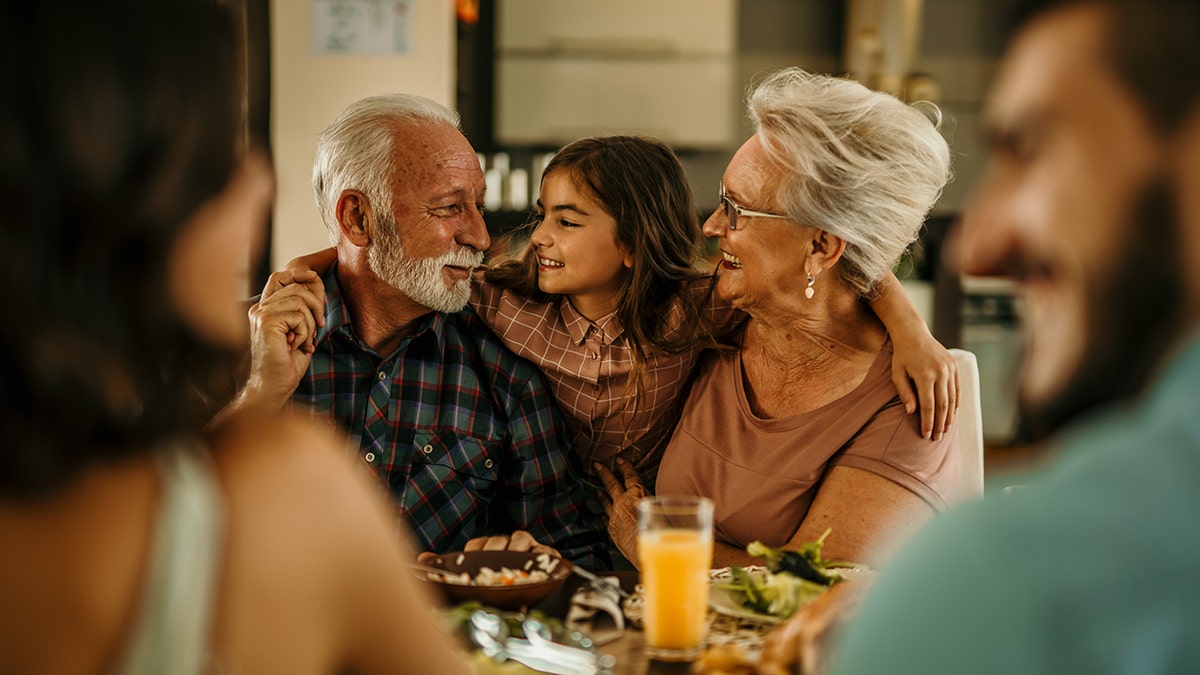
[283, 135, 957, 486]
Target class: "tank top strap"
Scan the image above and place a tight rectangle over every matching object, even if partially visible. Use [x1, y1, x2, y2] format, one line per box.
[118, 441, 224, 675]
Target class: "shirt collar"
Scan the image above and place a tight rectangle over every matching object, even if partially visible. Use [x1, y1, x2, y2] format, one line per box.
[316, 263, 449, 357]
[559, 296, 625, 346]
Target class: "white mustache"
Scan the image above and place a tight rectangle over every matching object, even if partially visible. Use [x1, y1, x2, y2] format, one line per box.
[438, 249, 484, 269]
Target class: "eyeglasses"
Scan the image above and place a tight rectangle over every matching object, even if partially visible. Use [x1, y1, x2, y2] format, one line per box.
[719, 182, 793, 231]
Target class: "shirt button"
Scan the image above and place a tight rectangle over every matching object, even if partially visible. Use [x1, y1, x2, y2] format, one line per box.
[592, 384, 600, 391]
[377, 371, 387, 381]
[484, 459, 494, 469]
[590, 352, 599, 360]
[422, 444, 434, 455]
[364, 452, 376, 463]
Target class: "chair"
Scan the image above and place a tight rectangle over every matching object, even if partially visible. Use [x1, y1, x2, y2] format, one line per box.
[949, 348, 985, 500]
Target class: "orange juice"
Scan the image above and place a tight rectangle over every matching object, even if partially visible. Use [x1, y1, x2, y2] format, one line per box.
[639, 528, 713, 658]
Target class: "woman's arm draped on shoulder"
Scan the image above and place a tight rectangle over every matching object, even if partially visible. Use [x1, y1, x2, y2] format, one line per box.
[868, 271, 958, 440]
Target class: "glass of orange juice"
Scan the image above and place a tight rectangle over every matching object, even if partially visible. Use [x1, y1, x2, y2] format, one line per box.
[638, 495, 714, 662]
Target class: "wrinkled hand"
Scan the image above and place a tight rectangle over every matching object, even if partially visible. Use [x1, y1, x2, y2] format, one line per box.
[241, 269, 326, 410]
[595, 459, 649, 564]
[890, 329, 959, 440]
[416, 530, 561, 564]
[259, 268, 327, 343]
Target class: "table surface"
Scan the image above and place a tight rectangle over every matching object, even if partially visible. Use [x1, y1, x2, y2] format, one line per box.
[538, 570, 703, 675]
[443, 568, 772, 674]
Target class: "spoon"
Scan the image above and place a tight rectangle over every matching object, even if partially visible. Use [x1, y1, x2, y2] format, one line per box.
[468, 610, 510, 661]
[469, 610, 597, 675]
[521, 617, 609, 672]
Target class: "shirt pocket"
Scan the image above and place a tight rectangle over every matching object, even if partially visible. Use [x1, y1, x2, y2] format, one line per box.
[407, 429, 501, 493]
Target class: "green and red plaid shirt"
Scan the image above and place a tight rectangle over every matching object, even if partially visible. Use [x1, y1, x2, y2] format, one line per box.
[292, 267, 607, 570]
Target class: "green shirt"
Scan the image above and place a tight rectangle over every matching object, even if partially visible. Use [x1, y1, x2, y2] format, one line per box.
[835, 332, 1200, 674]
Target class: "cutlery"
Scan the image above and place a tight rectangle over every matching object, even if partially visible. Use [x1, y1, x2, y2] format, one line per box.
[572, 566, 631, 600]
[469, 610, 600, 675]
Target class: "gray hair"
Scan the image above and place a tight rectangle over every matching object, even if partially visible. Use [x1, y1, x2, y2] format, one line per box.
[747, 68, 952, 297]
[311, 93, 460, 245]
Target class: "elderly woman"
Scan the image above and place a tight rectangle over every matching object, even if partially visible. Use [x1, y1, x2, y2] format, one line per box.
[599, 68, 960, 569]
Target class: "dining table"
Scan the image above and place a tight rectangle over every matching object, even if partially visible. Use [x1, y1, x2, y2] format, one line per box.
[563, 569, 689, 675]
[447, 568, 780, 675]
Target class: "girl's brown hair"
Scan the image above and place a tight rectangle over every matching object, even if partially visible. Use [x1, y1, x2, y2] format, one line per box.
[486, 136, 720, 410]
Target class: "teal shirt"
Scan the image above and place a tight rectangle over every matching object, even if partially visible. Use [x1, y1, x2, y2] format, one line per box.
[835, 333, 1200, 674]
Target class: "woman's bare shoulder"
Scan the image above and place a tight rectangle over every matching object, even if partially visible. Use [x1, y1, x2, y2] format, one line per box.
[205, 413, 386, 537]
[202, 414, 469, 673]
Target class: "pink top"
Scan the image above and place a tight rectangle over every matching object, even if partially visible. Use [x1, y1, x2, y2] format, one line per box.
[470, 277, 737, 481]
[656, 339, 961, 549]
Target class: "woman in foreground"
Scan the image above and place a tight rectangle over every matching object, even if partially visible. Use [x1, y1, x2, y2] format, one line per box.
[0, 2, 466, 673]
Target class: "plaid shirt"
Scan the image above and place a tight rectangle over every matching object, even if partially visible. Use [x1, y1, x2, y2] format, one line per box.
[291, 266, 607, 570]
[472, 277, 742, 486]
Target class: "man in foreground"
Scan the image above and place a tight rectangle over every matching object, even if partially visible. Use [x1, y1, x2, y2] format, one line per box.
[229, 93, 606, 569]
[831, 0, 1200, 671]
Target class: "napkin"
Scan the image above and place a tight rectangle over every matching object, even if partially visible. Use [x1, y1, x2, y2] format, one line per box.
[564, 576, 626, 646]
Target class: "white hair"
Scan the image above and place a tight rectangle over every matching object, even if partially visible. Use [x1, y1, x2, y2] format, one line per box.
[747, 68, 952, 297]
[311, 93, 460, 245]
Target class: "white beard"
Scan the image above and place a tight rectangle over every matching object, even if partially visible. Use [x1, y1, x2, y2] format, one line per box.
[368, 219, 482, 313]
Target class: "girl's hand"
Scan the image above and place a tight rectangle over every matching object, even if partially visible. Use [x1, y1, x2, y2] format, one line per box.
[595, 459, 648, 564]
[890, 330, 959, 440]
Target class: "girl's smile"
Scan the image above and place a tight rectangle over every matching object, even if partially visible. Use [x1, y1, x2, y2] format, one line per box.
[530, 171, 634, 320]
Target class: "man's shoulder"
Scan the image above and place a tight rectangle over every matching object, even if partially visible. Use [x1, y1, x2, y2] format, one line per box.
[439, 310, 547, 386]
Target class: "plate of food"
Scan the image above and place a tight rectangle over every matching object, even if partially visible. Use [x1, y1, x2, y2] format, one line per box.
[418, 550, 574, 611]
[708, 532, 872, 624]
[709, 567, 784, 625]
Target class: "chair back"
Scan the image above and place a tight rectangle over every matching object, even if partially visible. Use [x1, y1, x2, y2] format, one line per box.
[950, 348, 985, 500]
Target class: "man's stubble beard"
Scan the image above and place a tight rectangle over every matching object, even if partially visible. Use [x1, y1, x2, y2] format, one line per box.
[1023, 176, 1187, 438]
[368, 215, 483, 314]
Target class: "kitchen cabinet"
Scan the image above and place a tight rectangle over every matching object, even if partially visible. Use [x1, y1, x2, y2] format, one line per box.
[494, 0, 738, 148]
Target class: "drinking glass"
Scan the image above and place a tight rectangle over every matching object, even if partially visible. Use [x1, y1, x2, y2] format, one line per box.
[637, 495, 714, 661]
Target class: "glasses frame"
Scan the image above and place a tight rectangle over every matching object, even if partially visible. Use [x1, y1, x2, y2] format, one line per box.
[719, 182, 793, 231]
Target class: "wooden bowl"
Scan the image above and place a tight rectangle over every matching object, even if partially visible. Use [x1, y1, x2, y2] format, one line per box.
[419, 550, 575, 611]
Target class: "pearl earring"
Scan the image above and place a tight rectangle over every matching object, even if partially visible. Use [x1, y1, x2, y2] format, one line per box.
[805, 274, 815, 299]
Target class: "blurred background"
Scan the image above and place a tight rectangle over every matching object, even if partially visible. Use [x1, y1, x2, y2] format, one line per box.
[240, 0, 1030, 460]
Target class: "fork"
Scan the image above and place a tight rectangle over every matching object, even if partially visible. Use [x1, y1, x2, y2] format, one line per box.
[571, 566, 631, 600]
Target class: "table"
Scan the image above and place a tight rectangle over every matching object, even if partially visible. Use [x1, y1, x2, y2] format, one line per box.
[589, 571, 692, 675]
[537, 570, 763, 675]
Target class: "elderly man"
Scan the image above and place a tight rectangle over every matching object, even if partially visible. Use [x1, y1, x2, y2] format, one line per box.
[825, 0, 1200, 672]
[230, 94, 606, 569]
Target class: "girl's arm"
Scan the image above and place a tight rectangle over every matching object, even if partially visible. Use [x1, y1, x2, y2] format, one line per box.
[869, 271, 958, 440]
[285, 247, 337, 277]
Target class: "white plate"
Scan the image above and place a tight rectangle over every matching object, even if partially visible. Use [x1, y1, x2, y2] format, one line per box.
[708, 582, 784, 625]
[706, 565, 873, 626]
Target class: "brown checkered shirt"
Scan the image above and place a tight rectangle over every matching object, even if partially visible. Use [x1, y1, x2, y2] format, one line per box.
[471, 278, 738, 485]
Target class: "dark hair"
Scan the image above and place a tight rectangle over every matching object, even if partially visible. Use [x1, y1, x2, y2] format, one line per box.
[0, 0, 245, 497]
[486, 136, 720, 408]
[1009, 0, 1200, 133]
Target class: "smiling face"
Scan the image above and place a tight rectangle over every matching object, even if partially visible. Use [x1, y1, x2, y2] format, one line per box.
[529, 170, 633, 319]
[702, 136, 818, 319]
[962, 4, 1183, 429]
[369, 121, 488, 312]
